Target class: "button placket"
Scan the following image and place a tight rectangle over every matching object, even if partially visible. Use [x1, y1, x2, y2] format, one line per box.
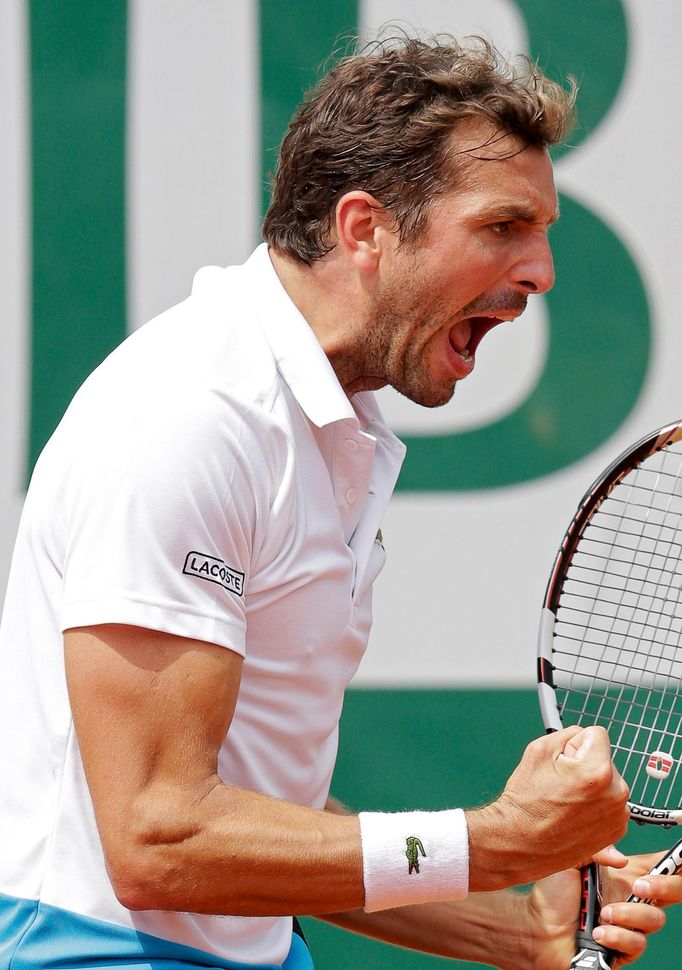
[333, 425, 374, 544]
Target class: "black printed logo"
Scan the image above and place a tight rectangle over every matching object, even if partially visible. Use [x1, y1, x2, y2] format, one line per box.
[182, 551, 245, 597]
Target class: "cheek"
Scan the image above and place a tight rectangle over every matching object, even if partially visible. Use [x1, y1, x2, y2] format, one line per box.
[429, 251, 500, 300]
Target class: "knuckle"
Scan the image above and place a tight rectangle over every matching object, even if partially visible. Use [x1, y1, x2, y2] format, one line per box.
[522, 736, 544, 763]
[628, 934, 647, 959]
[526, 735, 545, 754]
[651, 905, 667, 928]
[589, 760, 613, 788]
[616, 775, 630, 801]
[610, 811, 629, 842]
[584, 724, 609, 745]
[649, 879, 668, 904]
[605, 926, 646, 958]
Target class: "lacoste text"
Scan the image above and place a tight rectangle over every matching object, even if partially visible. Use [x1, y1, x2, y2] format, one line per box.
[183, 552, 245, 596]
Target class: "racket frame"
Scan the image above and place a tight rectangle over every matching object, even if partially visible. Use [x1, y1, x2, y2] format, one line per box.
[536, 420, 682, 967]
[538, 418, 682, 825]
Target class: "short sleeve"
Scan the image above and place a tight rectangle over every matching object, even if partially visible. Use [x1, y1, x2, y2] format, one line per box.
[60, 388, 275, 655]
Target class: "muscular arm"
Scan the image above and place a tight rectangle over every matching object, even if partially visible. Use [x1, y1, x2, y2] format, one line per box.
[65, 624, 627, 920]
[64, 624, 362, 915]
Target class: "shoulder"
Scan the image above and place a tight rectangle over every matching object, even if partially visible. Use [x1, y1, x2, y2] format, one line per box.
[98, 263, 279, 410]
[39, 263, 295, 506]
[66, 265, 284, 434]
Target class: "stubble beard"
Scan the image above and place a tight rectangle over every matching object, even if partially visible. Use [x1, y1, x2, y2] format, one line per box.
[371, 286, 528, 407]
[363, 282, 457, 408]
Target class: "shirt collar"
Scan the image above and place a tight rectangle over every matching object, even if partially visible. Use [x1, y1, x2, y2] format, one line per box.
[244, 244, 358, 428]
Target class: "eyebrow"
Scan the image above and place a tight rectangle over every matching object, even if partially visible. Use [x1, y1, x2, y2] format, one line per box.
[481, 201, 561, 226]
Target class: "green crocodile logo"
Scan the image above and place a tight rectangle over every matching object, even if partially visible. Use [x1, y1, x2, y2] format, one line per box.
[406, 836, 426, 874]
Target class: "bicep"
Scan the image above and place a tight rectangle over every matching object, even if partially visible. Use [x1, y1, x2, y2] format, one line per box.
[64, 624, 243, 851]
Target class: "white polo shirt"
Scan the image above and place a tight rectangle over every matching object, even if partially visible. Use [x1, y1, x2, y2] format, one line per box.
[0, 245, 405, 969]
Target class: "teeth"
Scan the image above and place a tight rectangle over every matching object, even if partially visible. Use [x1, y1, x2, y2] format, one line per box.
[459, 348, 471, 359]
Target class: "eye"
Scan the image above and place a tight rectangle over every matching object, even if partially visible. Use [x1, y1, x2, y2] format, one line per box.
[490, 221, 513, 235]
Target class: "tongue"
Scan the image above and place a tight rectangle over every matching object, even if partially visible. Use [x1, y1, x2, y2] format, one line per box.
[449, 319, 472, 353]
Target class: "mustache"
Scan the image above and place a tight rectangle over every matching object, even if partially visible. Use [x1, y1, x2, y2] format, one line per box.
[459, 291, 528, 317]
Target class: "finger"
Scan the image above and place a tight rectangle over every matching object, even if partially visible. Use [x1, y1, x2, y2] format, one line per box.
[533, 724, 582, 758]
[628, 851, 670, 874]
[593, 845, 628, 868]
[549, 724, 584, 760]
[632, 874, 682, 905]
[562, 724, 610, 763]
[592, 924, 647, 965]
[600, 902, 667, 934]
[558, 725, 617, 771]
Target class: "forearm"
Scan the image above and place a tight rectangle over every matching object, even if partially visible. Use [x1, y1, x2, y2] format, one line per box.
[320, 891, 535, 970]
[111, 778, 363, 916]
[98, 741, 627, 918]
[119, 781, 527, 916]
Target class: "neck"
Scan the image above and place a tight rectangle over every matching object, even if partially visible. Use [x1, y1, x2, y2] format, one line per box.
[268, 247, 372, 395]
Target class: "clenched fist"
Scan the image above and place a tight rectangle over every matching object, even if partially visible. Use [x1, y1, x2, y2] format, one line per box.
[466, 726, 630, 892]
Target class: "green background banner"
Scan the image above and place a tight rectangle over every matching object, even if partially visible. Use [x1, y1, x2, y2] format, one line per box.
[29, 1, 128, 474]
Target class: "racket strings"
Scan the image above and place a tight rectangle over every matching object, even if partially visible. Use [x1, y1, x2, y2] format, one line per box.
[573, 540, 682, 574]
[593, 454, 682, 804]
[559, 693, 681, 748]
[555, 629, 682, 668]
[564, 472, 657, 725]
[557, 603, 682, 635]
[553, 441, 682, 808]
[599, 452, 682, 794]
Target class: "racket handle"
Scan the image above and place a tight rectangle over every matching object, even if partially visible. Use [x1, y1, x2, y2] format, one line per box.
[570, 862, 614, 970]
[571, 839, 682, 967]
[627, 836, 682, 904]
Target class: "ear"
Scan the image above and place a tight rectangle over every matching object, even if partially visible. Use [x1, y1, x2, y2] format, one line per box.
[334, 191, 395, 273]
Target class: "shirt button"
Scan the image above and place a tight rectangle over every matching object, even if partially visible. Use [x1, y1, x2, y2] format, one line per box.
[345, 438, 359, 452]
[345, 487, 357, 504]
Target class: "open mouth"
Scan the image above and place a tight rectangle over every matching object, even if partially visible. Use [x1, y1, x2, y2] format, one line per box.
[448, 315, 509, 363]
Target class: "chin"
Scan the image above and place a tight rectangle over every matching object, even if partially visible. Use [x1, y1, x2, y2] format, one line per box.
[398, 381, 457, 409]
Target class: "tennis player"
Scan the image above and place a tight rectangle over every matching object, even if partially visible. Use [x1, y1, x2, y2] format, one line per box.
[1, 35, 680, 970]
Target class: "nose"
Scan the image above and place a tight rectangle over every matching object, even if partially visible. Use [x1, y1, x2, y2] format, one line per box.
[511, 233, 555, 296]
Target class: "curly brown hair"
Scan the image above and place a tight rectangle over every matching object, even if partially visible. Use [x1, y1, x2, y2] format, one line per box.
[262, 34, 575, 264]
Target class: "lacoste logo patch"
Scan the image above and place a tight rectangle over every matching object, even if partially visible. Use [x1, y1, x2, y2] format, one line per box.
[406, 836, 426, 874]
[182, 551, 245, 597]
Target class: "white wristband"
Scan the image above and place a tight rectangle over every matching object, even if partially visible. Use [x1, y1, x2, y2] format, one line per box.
[358, 808, 469, 913]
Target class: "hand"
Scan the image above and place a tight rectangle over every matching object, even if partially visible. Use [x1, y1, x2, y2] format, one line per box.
[601, 849, 682, 907]
[467, 726, 630, 891]
[525, 852, 682, 970]
[592, 852, 682, 965]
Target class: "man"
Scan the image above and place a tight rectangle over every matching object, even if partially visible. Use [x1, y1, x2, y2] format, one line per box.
[0, 34, 678, 970]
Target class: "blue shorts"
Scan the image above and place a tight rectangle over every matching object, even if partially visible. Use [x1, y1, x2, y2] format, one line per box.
[0, 893, 314, 969]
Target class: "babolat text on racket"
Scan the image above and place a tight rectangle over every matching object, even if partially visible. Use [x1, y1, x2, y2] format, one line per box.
[537, 419, 682, 969]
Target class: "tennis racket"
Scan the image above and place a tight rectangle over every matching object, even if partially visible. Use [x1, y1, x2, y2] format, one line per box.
[537, 419, 682, 969]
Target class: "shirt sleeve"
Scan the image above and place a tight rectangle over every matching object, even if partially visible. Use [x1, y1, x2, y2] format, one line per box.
[60, 388, 276, 656]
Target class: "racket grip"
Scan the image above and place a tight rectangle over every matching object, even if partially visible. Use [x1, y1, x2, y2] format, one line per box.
[570, 862, 614, 970]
